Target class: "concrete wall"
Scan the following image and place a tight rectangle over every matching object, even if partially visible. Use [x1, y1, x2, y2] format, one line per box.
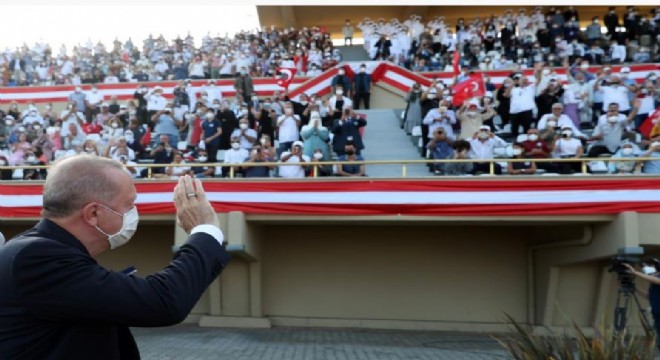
[260, 225, 528, 326]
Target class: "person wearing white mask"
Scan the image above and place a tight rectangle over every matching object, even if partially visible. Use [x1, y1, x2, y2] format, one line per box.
[588, 103, 638, 157]
[607, 142, 641, 174]
[278, 140, 309, 178]
[68, 85, 87, 111]
[300, 112, 329, 160]
[457, 101, 496, 140]
[537, 103, 587, 140]
[331, 67, 351, 97]
[553, 126, 584, 174]
[276, 102, 301, 157]
[467, 125, 507, 175]
[223, 135, 249, 177]
[507, 142, 537, 175]
[205, 80, 223, 105]
[328, 87, 353, 121]
[230, 118, 258, 151]
[0, 157, 230, 359]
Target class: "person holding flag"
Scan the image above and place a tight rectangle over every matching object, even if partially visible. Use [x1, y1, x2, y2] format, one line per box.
[275, 67, 297, 90]
[503, 73, 536, 138]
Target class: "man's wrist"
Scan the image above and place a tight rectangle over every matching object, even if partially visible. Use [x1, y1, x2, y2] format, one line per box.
[191, 224, 224, 245]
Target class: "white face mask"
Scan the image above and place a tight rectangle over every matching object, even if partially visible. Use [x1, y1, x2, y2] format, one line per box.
[336, 90, 343, 96]
[26, 156, 37, 163]
[0, 159, 5, 166]
[512, 148, 522, 156]
[239, 123, 248, 130]
[643, 266, 657, 275]
[313, 152, 323, 159]
[231, 142, 241, 150]
[198, 156, 208, 162]
[284, 108, 293, 115]
[608, 116, 618, 123]
[125, 135, 134, 143]
[206, 113, 215, 120]
[528, 134, 538, 142]
[259, 138, 267, 145]
[95, 204, 139, 249]
[111, 123, 119, 128]
[622, 148, 634, 156]
[241, 109, 249, 116]
[547, 120, 557, 128]
[466, 111, 477, 117]
[478, 132, 489, 139]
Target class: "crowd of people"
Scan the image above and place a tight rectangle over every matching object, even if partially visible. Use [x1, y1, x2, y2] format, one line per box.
[0, 78, 368, 180]
[358, 6, 660, 72]
[403, 60, 660, 175]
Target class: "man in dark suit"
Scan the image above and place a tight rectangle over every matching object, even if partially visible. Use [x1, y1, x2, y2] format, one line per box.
[352, 64, 372, 110]
[0, 155, 231, 360]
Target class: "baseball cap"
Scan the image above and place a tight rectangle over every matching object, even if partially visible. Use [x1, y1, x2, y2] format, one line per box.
[479, 125, 490, 131]
[293, 140, 304, 148]
[164, 107, 172, 112]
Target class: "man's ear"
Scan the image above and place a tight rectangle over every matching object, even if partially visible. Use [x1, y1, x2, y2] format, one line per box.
[81, 202, 99, 227]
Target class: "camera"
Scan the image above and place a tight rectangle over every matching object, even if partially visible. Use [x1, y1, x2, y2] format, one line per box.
[609, 247, 644, 291]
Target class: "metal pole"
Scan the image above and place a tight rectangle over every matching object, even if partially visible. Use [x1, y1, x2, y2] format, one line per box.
[489, 161, 494, 175]
[402, 163, 407, 177]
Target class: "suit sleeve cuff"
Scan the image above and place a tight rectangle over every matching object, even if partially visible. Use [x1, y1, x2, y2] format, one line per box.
[190, 225, 224, 245]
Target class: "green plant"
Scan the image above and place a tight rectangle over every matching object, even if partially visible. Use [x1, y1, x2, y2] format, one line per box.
[495, 314, 656, 360]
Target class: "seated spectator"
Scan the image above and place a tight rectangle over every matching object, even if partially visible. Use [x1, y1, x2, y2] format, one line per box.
[553, 126, 585, 174]
[223, 136, 249, 178]
[522, 128, 559, 173]
[8, 133, 31, 165]
[231, 118, 258, 151]
[508, 142, 537, 175]
[105, 136, 136, 161]
[444, 140, 473, 176]
[426, 127, 453, 175]
[22, 151, 46, 180]
[536, 103, 586, 139]
[310, 148, 333, 177]
[0, 154, 12, 180]
[146, 134, 177, 177]
[191, 149, 215, 178]
[336, 141, 365, 177]
[641, 135, 660, 174]
[332, 108, 366, 156]
[106, 117, 124, 138]
[123, 130, 145, 159]
[117, 149, 139, 179]
[162, 153, 190, 179]
[596, 102, 638, 127]
[468, 126, 507, 175]
[608, 142, 641, 174]
[278, 141, 309, 178]
[243, 143, 273, 178]
[81, 139, 101, 156]
[300, 112, 330, 160]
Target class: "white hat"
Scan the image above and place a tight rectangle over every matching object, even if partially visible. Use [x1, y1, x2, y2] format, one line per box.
[292, 140, 304, 148]
[164, 107, 172, 112]
[620, 66, 631, 73]
[479, 125, 490, 131]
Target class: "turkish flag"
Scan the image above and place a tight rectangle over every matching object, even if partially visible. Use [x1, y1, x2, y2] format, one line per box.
[452, 51, 460, 76]
[275, 67, 297, 89]
[639, 106, 660, 138]
[452, 75, 485, 107]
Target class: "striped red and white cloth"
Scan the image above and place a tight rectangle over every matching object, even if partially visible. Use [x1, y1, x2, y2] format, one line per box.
[2, 179, 660, 218]
[4, 62, 657, 104]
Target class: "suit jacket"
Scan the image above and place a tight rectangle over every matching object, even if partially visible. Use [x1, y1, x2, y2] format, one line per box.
[0, 219, 231, 360]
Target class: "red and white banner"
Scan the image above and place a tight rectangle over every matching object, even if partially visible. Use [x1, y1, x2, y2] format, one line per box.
[2, 179, 660, 218]
[1, 63, 657, 104]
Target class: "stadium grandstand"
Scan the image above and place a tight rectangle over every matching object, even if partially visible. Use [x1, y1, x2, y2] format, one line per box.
[2, 5, 660, 335]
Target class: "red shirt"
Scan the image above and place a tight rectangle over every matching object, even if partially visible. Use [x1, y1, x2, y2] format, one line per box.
[522, 140, 551, 159]
[190, 117, 203, 145]
[81, 122, 102, 135]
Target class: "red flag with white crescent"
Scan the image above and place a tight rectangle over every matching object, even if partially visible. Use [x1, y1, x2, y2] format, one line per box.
[451, 75, 485, 107]
[275, 67, 297, 89]
[452, 51, 460, 76]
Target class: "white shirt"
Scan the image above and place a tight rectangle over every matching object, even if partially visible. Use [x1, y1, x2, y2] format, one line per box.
[554, 138, 582, 157]
[537, 114, 585, 138]
[278, 152, 310, 178]
[146, 94, 167, 111]
[422, 109, 457, 140]
[602, 85, 630, 111]
[87, 91, 103, 107]
[597, 113, 627, 127]
[611, 44, 626, 62]
[468, 136, 507, 160]
[224, 148, 249, 163]
[328, 96, 353, 112]
[205, 86, 223, 103]
[277, 114, 301, 142]
[109, 146, 136, 161]
[639, 95, 655, 115]
[509, 85, 536, 113]
[59, 110, 84, 137]
[231, 128, 258, 150]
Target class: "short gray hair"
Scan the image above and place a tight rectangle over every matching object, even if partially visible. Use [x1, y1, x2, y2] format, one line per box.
[42, 155, 124, 218]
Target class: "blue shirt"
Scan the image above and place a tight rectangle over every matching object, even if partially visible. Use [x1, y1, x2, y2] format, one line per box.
[643, 151, 660, 174]
[154, 115, 178, 136]
[243, 158, 271, 178]
[202, 120, 221, 146]
[337, 155, 364, 175]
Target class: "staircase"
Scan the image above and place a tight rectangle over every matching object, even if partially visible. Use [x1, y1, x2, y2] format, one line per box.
[336, 46, 371, 62]
[358, 109, 430, 178]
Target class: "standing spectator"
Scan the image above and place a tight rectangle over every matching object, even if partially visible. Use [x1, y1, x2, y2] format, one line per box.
[609, 40, 627, 64]
[468, 126, 507, 175]
[331, 67, 352, 96]
[403, 83, 423, 134]
[352, 64, 372, 109]
[278, 141, 309, 178]
[300, 113, 329, 160]
[373, 35, 392, 60]
[59, 103, 85, 138]
[201, 110, 222, 162]
[172, 81, 191, 121]
[328, 88, 353, 120]
[506, 74, 536, 138]
[86, 85, 104, 121]
[234, 66, 254, 103]
[537, 103, 586, 139]
[595, 74, 632, 115]
[496, 78, 513, 130]
[231, 118, 258, 151]
[332, 109, 366, 156]
[151, 108, 181, 146]
[68, 86, 87, 113]
[604, 7, 619, 37]
[586, 17, 603, 45]
[343, 20, 355, 46]
[456, 101, 496, 140]
[276, 102, 301, 157]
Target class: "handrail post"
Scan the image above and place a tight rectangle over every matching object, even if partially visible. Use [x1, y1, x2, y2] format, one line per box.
[313, 165, 318, 178]
[402, 163, 407, 177]
[581, 159, 588, 174]
[229, 166, 235, 179]
[147, 166, 152, 179]
[489, 161, 494, 175]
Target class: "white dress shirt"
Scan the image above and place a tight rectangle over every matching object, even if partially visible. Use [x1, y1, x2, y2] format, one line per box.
[537, 114, 585, 138]
[509, 85, 536, 114]
[468, 136, 507, 160]
[277, 115, 301, 143]
[423, 108, 457, 140]
[602, 85, 630, 111]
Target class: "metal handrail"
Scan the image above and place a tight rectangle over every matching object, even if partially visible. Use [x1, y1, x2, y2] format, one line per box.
[0, 156, 655, 178]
